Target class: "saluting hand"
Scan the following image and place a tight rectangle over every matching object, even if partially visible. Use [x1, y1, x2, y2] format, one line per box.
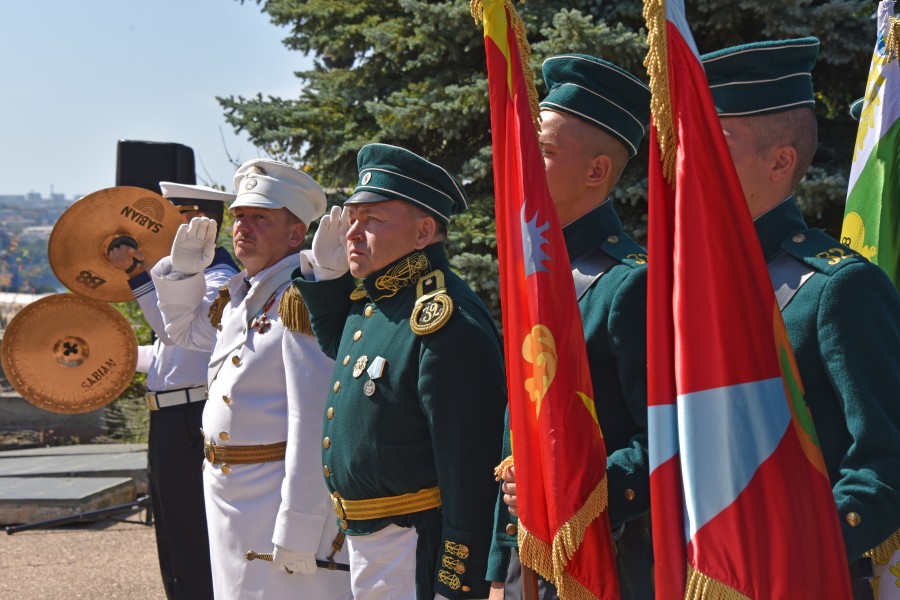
[310, 205, 350, 279]
[171, 216, 217, 275]
[502, 467, 518, 517]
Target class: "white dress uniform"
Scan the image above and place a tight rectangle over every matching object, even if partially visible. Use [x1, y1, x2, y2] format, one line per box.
[152, 252, 351, 600]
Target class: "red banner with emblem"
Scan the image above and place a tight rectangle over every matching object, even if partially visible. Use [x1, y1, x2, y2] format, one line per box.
[473, 1, 619, 597]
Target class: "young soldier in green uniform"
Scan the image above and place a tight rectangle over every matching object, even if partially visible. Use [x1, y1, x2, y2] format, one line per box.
[290, 143, 506, 600]
[701, 37, 900, 597]
[487, 54, 653, 599]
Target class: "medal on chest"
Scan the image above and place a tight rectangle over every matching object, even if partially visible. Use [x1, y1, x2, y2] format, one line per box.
[363, 356, 386, 397]
[250, 292, 278, 334]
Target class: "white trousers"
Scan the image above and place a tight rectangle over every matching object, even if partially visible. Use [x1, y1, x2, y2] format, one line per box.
[348, 524, 419, 600]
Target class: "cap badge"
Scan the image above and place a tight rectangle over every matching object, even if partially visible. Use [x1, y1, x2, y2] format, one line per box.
[244, 178, 258, 191]
[361, 172, 372, 185]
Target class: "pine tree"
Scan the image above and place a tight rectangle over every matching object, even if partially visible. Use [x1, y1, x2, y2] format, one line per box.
[221, 0, 873, 315]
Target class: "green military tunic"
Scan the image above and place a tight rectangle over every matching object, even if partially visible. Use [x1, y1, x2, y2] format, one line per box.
[292, 242, 506, 600]
[755, 198, 900, 561]
[486, 201, 651, 597]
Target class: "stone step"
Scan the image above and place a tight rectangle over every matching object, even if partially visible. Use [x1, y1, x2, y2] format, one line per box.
[0, 445, 148, 494]
[0, 476, 137, 525]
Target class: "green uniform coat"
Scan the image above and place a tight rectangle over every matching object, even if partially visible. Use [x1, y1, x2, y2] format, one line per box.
[486, 202, 652, 597]
[292, 242, 506, 600]
[756, 198, 900, 561]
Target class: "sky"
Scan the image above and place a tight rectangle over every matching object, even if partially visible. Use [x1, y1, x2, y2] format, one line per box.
[0, 0, 312, 198]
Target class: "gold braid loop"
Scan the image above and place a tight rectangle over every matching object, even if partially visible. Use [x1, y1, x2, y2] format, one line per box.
[864, 527, 900, 565]
[642, 0, 677, 186]
[887, 16, 900, 60]
[207, 285, 230, 329]
[471, 0, 541, 135]
[373, 253, 431, 300]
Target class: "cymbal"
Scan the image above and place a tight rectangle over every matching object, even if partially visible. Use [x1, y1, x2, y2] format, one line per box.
[49, 186, 183, 302]
[0, 294, 138, 414]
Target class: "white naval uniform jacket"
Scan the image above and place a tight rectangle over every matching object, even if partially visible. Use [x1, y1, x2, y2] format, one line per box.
[152, 253, 350, 600]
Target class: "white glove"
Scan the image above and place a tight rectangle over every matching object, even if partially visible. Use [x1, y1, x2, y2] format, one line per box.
[170, 216, 217, 275]
[310, 205, 350, 280]
[272, 544, 316, 575]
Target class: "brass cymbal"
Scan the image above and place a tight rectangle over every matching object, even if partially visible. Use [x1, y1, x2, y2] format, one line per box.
[49, 186, 183, 302]
[0, 294, 138, 414]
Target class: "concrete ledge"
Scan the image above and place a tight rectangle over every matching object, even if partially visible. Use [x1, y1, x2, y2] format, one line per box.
[0, 476, 136, 525]
[0, 444, 148, 494]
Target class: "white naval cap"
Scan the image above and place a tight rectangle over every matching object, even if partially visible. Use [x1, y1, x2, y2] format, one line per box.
[231, 159, 327, 226]
[160, 182, 235, 213]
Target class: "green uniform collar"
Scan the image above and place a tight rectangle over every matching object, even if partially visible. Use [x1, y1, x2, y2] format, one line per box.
[361, 242, 449, 303]
[753, 197, 807, 261]
[562, 200, 624, 261]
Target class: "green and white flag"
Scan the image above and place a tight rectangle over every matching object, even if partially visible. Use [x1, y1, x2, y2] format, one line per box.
[843, 0, 900, 292]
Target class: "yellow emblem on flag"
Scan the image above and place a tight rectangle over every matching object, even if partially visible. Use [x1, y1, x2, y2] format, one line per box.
[522, 324, 556, 416]
[840, 211, 878, 260]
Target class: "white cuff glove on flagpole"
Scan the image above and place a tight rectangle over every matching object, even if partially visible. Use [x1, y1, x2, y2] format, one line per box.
[170, 216, 217, 275]
[309, 205, 350, 281]
[272, 545, 317, 575]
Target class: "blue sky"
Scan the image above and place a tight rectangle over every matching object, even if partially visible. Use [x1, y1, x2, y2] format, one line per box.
[0, 0, 311, 198]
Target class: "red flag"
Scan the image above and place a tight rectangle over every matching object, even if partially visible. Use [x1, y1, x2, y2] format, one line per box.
[472, 1, 619, 597]
[643, 0, 853, 597]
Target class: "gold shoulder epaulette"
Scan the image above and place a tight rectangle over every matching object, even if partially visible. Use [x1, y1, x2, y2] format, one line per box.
[409, 270, 454, 336]
[208, 285, 230, 330]
[278, 285, 313, 336]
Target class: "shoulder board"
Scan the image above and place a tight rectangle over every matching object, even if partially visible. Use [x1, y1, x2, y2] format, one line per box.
[410, 269, 454, 336]
[278, 285, 313, 335]
[207, 285, 230, 331]
[780, 228, 865, 276]
[600, 234, 647, 269]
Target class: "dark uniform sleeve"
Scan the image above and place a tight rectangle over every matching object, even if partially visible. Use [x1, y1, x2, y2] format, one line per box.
[817, 262, 900, 560]
[418, 302, 506, 599]
[605, 266, 650, 527]
[290, 271, 357, 359]
[486, 408, 515, 582]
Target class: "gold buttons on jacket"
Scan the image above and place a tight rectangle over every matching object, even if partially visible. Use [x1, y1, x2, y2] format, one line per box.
[221, 465, 232, 475]
[340, 519, 348, 531]
[231, 356, 241, 366]
[327, 407, 334, 420]
[792, 233, 806, 243]
[454, 563, 466, 574]
[333, 381, 341, 393]
[846, 512, 861, 527]
[624, 488, 636, 501]
[343, 355, 350, 366]
[365, 305, 374, 317]
[505, 523, 517, 536]
[607, 235, 619, 244]
[353, 330, 362, 341]
[222, 395, 232, 405]
[323, 465, 331, 477]
[462, 586, 471, 593]
[219, 431, 230, 441]
[323, 437, 331, 449]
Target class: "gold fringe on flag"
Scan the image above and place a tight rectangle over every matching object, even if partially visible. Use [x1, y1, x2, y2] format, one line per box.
[471, 0, 542, 134]
[642, 0, 677, 186]
[886, 16, 900, 60]
[864, 527, 900, 565]
[207, 285, 230, 329]
[494, 455, 515, 481]
[277, 285, 313, 336]
[517, 476, 609, 600]
[685, 565, 750, 600]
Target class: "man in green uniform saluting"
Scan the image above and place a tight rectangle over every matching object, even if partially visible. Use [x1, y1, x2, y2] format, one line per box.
[487, 54, 653, 599]
[290, 143, 506, 600]
[702, 37, 900, 598]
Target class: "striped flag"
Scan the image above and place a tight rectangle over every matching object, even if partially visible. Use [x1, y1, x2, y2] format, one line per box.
[642, 0, 853, 597]
[472, 0, 619, 597]
[842, 0, 900, 292]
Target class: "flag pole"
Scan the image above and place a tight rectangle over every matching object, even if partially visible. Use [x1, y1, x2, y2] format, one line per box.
[521, 564, 539, 600]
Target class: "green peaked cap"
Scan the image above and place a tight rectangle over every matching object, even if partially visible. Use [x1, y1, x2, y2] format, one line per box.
[540, 54, 650, 157]
[345, 143, 468, 223]
[701, 37, 820, 117]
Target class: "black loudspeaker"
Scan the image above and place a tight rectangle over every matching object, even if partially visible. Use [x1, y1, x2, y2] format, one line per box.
[115, 140, 196, 194]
